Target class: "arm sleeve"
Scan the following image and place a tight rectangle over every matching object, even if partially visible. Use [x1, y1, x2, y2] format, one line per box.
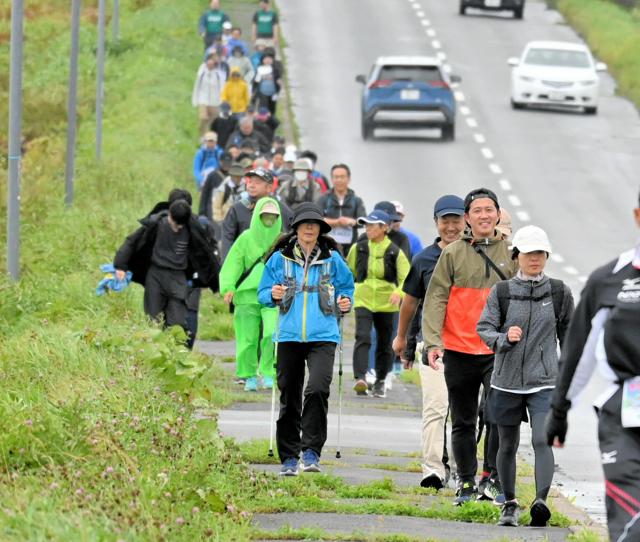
[193, 150, 203, 185]
[395, 250, 411, 296]
[332, 253, 355, 303]
[557, 284, 575, 348]
[346, 244, 357, 275]
[219, 239, 245, 294]
[422, 249, 454, 350]
[356, 197, 366, 219]
[476, 286, 511, 353]
[113, 226, 144, 271]
[198, 14, 206, 34]
[221, 206, 238, 261]
[257, 253, 280, 307]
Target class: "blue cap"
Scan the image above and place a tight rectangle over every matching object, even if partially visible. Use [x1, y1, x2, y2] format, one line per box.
[374, 200, 402, 222]
[433, 195, 465, 218]
[358, 210, 391, 226]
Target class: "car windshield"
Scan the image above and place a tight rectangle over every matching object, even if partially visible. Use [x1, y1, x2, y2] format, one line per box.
[378, 65, 443, 83]
[523, 48, 591, 68]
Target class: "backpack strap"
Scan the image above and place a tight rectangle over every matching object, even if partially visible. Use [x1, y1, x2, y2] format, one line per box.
[549, 278, 565, 338]
[355, 238, 369, 283]
[382, 242, 400, 285]
[496, 280, 510, 330]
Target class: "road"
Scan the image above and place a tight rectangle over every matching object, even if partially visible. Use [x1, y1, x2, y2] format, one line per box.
[277, 0, 640, 524]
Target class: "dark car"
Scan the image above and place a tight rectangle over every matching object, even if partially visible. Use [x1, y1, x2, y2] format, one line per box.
[459, 0, 525, 19]
[355, 56, 460, 141]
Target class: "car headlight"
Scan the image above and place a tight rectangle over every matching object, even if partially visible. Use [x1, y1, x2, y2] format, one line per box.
[580, 80, 597, 86]
[519, 75, 535, 83]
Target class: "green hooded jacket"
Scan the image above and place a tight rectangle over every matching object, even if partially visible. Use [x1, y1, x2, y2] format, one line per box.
[219, 197, 282, 305]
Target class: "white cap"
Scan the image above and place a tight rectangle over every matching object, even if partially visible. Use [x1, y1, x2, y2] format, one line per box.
[510, 225, 552, 254]
[390, 200, 404, 216]
[283, 149, 297, 162]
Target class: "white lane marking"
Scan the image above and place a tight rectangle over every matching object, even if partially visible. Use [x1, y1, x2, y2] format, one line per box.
[466, 117, 478, 128]
[432, 40, 442, 49]
[550, 253, 565, 263]
[481, 147, 494, 160]
[578, 276, 588, 284]
[460, 105, 471, 116]
[421, 18, 430, 26]
[499, 179, 511, 191]
[474, 133, 486, 144]
[417, 10, 425, 17]
[411, 2, 420, 9]
[564, 266, 579, 276]
[437, 51, 446, 60]
[426, 28, 436, 37]
[443, 64, 452, 74]
[454, 90, 465, 102]
[516, 210, 530, 222]
[507, 194, 521, 207]
[489, 163, 503, 174]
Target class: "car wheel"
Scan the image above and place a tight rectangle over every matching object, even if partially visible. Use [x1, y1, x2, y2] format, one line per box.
[513, 6, 524, 19]
[442, 123, 455, 141]
[511, 99, 525, 110]
[361, 119, 373, 140]
[459, 1, 467, 15]
[584, 106, 598, 115]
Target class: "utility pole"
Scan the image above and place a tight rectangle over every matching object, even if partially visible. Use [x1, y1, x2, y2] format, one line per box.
[7, 0, 24, 281]
[113, 0, 120, 42]
[96, 0, 106, 160]
[65, 0, 81, 207]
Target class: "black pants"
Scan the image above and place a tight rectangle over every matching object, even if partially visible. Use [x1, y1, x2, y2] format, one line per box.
[143, 266, 188, 329]
[185, 288, 202, 350]
[353, 308, 394, 381]
[443, 350, 498, 485]
[598, 388, 640, 542]
[276, 341, 336, 461]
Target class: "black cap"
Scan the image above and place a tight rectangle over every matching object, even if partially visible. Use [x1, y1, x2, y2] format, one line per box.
[219, 151, 233, 164]
[463, 188, 500, 212]
[290, 202, 331, 234]
[246, 167, 274, 184]
[374, 200, 402, 222]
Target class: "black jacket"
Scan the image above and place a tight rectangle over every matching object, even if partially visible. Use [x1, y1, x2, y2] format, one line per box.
[199, 169, 226, 220]
[318, 189, 366, 247]
[114, 210, 221, 292]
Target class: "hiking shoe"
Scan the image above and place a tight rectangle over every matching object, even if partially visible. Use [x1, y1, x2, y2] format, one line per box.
[353, 379, 368, 396]
[483, 478, 506, 505]
[261, 376, 274, 390]
[244, 376, 258, 392]
[498, 500, 520, 526]
[301, 449, 321, 473]
[453, 481, 476, 505]
[372, 379, 386, 398]
[529, 498, 551, 527]
[420, 473, 444, 490]
[279, 458, 299, 477]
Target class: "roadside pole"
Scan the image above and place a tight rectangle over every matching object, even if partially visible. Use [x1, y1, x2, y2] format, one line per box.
[65, 0, 81, 207]
[96, 0, 106, 160]
[112, 0, 120, 43]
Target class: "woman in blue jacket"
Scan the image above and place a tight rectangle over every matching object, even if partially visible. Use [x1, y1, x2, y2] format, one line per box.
[258, 202, 354, 476]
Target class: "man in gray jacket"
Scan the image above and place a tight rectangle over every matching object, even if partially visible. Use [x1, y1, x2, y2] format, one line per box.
[477, 225, 574, 527]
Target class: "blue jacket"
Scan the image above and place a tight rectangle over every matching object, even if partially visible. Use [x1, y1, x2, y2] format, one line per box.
[193, 145, 222, 189]
[400, 227, 423, 260]
[258, 237, 354, 344]
[226, 38, 249, 57]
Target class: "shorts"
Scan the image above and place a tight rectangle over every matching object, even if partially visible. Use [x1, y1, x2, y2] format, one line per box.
[485, 388, 553, 426]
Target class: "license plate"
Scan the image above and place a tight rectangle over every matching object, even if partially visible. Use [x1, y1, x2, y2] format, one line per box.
[400, 89, 420, 100]
[549, 90, 565, 101]
[485, 0, 501, 6]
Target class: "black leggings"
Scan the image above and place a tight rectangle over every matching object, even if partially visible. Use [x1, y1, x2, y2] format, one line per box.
[497, 412, 554, 501]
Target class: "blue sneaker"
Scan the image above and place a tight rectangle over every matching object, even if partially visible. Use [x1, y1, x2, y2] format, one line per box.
[244, 376, 258, 392]
[454, 481, 476, 506]
[262, 376, 274, 390]
[279, 457, 299, 477]
[483, 479, 506, 506]
[302, 449, 321, 473]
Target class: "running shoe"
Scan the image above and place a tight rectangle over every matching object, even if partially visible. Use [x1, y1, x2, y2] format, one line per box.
[261, 376, 274, 390]
[365, 369, 377, 387]
[244, 376, 258, 392]
[476, 475, 491, 500]
[498, 500, 520, 526]
[454, 481, 476, 505]
[483, 479, 506, 506]
[279, 457, 299, 477]
[372, 379, 386, 398]
[385, 372, 395, 391]
[353, 379, 368, 396]
[301, 449, 321, 473]
[234, 377, 246, 385]
[420, 473, 444, 490]
[529, 498, 551, 527]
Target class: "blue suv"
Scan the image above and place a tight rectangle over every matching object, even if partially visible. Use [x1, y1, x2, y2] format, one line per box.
[356, 56, 460, 141]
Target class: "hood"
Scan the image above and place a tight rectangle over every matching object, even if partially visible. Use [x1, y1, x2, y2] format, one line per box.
[247, 197, 282, 255]
[461, 231, 504, 245]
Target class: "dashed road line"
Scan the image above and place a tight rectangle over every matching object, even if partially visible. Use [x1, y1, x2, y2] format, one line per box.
[516, 210, 531, 222]
[481, 147, 494, 160]
[460, 105, 471, 116]
[417, 10, 426, 17]
[474, 133, 486, 144]
[466, 117, 478, 128]
[578, 276, 588, 284]
[550, 253, 565, 263]
[454, 90, 464, 102]
[436, 51, 446, 60]
[499, 179, 511, 191]
[507, 194, 522, 207]
[489, 163, 503, 174]
[421, 18, 430, 26]
[564, 266, 579, 276]
[426, 28, 436, 37]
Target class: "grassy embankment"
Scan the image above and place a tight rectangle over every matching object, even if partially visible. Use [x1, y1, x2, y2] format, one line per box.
[551, 0, 640, 108]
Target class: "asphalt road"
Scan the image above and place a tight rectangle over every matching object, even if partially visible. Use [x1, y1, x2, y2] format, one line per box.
[277, 0, 640, 525]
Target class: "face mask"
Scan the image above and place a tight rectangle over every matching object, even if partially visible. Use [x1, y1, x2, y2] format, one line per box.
[260, 214, 278, 227]
[294, 170, 308, 182]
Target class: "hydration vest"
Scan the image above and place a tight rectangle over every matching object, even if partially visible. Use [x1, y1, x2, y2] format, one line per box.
[354, 238, 400, 285]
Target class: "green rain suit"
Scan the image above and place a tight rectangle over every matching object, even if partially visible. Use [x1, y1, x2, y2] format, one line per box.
[219, 197, 282, 379]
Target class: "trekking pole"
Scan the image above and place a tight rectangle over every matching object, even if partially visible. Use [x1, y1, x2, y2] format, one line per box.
[268, 309, 280, 458]
[336, 313, 344, 459]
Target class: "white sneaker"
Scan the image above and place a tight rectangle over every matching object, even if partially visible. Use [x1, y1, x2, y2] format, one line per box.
[365, 369, 376, 386]
[385, 372, 395, 391]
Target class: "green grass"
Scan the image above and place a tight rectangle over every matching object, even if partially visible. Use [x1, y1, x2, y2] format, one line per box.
[552, 0, 640, 107]
[399, 368, 421, 386]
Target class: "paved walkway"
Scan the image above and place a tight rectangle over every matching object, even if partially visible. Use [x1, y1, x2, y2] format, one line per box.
[201, 339, 604, 541]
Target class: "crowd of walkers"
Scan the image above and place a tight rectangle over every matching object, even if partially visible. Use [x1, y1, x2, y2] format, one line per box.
[108, 2, 640, 538]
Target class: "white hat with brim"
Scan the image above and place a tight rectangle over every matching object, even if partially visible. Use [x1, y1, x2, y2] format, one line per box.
[509, 225, 552, 254]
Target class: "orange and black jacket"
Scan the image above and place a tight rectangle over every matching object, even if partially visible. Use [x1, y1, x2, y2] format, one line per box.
[422, 232, 517, 355]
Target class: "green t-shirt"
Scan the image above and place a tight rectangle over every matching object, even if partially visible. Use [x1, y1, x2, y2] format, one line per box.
[253, 10, 278, 37]
[205, 10, 228, 35]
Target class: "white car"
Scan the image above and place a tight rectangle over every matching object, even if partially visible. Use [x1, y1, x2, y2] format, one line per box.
[508, 41, 606, 114]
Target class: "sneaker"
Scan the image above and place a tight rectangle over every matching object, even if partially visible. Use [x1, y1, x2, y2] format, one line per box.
[261, 376, 274, 390]
[234, 377, 246, 385]
[498, 500, 520, 526]
[483, 479, 506, 506]
[453, 481, 476, 505]
[443, 465, 451, 486]
[420, 473, 444, 490]
[301, 449, 321, 473]
[385, 372, 394, 391]
[372, 379, 386, 398]
[353, 379, 368, 396]
[476, 476, 491, 500]
[279, 457, 299, 477]
[365, 369, 377, 386]
[244, 376, 258, 392]
[529, 498, 551, 527]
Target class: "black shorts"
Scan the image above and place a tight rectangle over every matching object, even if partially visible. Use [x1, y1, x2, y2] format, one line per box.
[485, 388, 553, 426]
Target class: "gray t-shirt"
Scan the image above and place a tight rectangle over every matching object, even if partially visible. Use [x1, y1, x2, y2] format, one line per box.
[151, 217, 189, 270]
